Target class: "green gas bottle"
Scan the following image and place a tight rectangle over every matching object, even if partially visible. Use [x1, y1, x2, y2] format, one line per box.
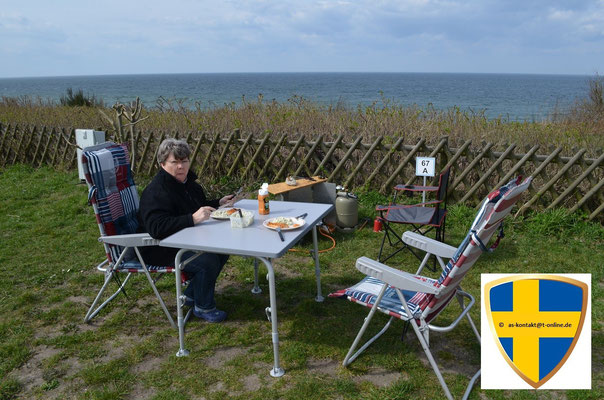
[335, 191, 358, 229]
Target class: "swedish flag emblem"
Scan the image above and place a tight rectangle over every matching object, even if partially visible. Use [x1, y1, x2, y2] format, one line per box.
[484, 275, 588, 388]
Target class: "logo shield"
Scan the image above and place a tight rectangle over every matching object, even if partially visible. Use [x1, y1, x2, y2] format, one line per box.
[484, 275, 588, 388]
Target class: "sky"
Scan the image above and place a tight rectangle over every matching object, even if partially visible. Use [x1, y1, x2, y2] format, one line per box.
[1, 0, 603, 78]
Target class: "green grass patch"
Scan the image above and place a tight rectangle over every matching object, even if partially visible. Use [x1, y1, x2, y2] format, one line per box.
[0, 165, 601, 399]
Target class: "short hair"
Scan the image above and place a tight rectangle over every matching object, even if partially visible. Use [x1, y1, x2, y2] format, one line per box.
[157, 138, 191, 164]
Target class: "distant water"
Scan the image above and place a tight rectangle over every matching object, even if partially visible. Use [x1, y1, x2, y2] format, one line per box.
[0, 72, 592, 121]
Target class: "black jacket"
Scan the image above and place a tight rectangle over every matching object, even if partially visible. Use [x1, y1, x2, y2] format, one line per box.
[138, 168, 219, 266]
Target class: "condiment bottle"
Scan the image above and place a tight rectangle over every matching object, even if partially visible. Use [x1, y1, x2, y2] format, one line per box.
[258, 183, 270, 215]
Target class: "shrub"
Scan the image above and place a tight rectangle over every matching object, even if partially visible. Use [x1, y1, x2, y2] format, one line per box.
[59, 88, 102, 107]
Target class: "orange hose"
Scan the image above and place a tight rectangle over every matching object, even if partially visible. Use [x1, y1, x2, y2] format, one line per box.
[288, 225, 336, 253]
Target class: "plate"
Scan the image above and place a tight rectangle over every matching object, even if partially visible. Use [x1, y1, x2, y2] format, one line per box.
[263, 216, 306, 231]
[211, 208, 241, 220]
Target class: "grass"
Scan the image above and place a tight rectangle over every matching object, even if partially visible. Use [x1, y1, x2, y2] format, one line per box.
[0, 165, 602, 399]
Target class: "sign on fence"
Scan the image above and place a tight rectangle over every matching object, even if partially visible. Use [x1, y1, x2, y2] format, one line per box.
[416, 157, 436, 177]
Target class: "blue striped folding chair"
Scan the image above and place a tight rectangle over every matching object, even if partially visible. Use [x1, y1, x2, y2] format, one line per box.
[330, 176, 532, 400]
[81, 142, 192, 327]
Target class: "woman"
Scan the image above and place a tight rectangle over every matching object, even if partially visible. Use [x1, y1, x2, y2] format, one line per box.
[138, 138, 234, 323]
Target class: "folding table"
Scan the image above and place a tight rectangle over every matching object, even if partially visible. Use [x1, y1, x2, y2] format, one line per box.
[159, 199, 334, 377]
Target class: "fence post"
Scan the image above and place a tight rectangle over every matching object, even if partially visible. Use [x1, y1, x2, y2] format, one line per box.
[293, 134, 324, 178]
[547, 152, 604, 210]
[243, 133, 272, 179]
[259, 132, 288, 178]
[365, 136, 405, 188]
[328, 135, 364, 182]
[227, 133, 254, 177]
[313, 134, 344, 177]
[460, 143, 516, 203]
[518, 149, 587, 215]
[380, 138, 425, 193]
[343, 136, 383, 188]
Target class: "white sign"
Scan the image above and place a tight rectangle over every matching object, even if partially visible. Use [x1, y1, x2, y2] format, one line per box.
[415, 157, 436, 177]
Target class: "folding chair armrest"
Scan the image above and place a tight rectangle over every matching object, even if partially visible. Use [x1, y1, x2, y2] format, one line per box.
[394, 184, 438, 192]
[376, 200, 442, 212]
[356, 257, 439, 294]
[402, 231, 457, 259]
[99, 233, 161, 247]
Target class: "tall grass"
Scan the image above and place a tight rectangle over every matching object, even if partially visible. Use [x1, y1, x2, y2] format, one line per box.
[1, 77, 603, 156]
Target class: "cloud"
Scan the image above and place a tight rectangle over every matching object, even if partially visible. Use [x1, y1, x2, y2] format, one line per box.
[0, 0, 603, 76]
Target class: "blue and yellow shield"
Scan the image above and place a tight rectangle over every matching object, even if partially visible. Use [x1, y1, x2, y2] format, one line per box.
[484, 275, 588, 388]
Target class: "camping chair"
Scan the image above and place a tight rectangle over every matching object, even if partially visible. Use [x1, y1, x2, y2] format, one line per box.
[81, 141, 194, 327]
[330, 176, 532, 400]
[376, 167, 450, 264]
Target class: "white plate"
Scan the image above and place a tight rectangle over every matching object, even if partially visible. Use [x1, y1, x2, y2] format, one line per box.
[263, 217, 306, 231]
[211, 208, 241, 220]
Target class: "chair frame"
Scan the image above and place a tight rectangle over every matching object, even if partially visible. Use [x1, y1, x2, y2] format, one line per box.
[377, 168, 450, 264]
[81, 142, 194, 327]
[341, 176, 532, 400]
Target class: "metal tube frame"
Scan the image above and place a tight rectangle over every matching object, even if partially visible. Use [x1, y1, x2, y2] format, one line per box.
[173, 222, 326, 376]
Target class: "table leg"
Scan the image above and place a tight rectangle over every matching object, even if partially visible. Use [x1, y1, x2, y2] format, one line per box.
[251, 258, 262, 294]
[175, 248, 190, 357]
[256, 257, 284, 377]
[312, 225, 324, 302]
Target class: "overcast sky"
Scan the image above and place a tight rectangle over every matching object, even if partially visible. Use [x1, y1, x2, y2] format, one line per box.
[1, 0, 603, 78]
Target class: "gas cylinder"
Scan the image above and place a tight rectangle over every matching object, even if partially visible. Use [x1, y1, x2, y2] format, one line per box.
[335, 191, 358, 229]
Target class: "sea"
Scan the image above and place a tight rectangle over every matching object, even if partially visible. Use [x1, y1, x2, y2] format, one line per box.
[0, 72, 594, 121]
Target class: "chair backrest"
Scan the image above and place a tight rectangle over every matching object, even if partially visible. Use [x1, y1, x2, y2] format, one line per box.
[81, 142, 139, 264]
[436, 167, 450, 203]
[418, 176, 532, 322]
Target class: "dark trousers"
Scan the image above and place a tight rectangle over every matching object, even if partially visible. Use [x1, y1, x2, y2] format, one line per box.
[182, 252, 228, 312]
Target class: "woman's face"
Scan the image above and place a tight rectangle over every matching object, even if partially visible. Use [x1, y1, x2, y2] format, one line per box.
[161, 153, 190, 183]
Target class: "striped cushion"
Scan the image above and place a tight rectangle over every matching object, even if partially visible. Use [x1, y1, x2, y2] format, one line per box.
[329, 276, 436, 320]
[119, 260, 175, 273]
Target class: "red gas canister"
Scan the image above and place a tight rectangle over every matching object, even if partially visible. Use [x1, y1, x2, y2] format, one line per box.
[373, 218, 383, 232]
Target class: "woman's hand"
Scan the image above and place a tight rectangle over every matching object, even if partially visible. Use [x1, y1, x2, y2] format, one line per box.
[219, 194, 236, 207]
[192, 206, 216, 224]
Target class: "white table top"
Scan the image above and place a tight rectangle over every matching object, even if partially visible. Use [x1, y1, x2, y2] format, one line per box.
[159, 200, 334, 258]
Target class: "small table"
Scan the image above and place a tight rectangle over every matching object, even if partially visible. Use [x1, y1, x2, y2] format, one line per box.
[268, 176, 328, 197]
[159, 199, 334, 377]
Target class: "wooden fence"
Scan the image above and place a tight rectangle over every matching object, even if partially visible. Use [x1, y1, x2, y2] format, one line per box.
[1, 123, 602, 221]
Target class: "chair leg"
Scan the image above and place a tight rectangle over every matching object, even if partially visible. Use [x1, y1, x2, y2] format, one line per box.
[84, 271, 133, 322]
[344, 314, 395, 367]
[141, 267, 176, 328]
[343, 284, 392, 366]
[408, 318, 454, 400]
[135, 247, 177, 328]
[377, 225, 389, 262]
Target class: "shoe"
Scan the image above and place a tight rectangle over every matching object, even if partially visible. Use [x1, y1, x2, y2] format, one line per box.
[193, 308, 227, 323]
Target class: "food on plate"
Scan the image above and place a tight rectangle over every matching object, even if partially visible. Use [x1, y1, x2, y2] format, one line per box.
[211, 208, 241, 219]
[266, 222, 291, 229]
[265, 217, 301, 229]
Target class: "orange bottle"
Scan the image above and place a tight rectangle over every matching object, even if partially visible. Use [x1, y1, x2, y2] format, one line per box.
[258, 183, 270, 215]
